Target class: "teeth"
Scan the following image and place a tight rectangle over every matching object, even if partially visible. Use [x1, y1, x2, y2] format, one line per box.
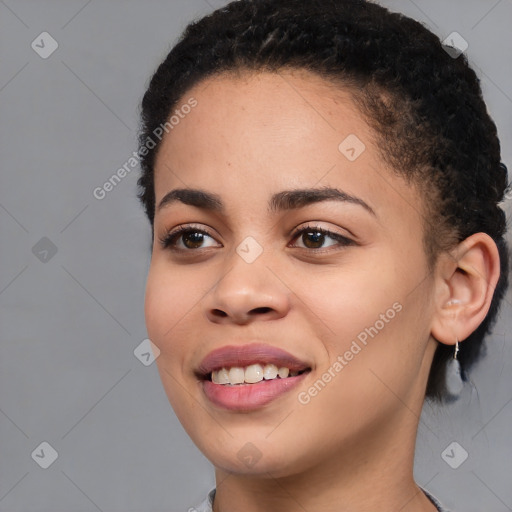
[278, 367, 289, 378]
[211, 364, 303, 385]
[228, 367, 245, 384]
[215, 368, 230, 384]
[244, 364, 264, 383]
[263, 364, 278, 380]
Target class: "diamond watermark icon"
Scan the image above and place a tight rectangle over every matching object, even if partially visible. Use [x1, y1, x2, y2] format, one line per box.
[134, 338, 161, 366]
[442, 32, 468, 59]
[338, 134, 366, 161]
[237, 442, 262, 468]
[236, 236, 263, 263]
[31, 32, 59, 59]
[32, 237, 58, 263]
[31, 441, 58, 469]
[441, 441, 468, 469]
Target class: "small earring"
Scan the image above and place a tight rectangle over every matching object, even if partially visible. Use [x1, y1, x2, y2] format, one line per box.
[445, 338, 463, 399]
[454, 339, 459, 359]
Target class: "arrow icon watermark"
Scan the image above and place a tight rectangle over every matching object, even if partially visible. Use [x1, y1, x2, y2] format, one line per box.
[134, 338, 161, 366]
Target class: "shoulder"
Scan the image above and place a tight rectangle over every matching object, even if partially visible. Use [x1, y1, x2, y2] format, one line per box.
[190, 488, 452, 512]
[421, 487, 453, 512]
[190, 488, 216, 512]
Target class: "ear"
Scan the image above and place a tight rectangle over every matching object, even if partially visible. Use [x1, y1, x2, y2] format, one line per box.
[431, 232, 501, 346]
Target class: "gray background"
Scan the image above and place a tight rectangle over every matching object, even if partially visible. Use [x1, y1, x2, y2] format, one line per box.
[1, 0, 511, 511]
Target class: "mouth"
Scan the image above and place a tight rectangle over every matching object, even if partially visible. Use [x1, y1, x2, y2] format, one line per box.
[202, 364, 311, 385]
[196, 343, 312, 411]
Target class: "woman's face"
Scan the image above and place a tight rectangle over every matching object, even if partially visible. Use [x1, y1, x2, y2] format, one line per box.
[145, 70, 439, 476]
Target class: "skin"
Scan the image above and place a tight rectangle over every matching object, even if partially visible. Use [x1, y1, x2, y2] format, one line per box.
[144, 69, 500, 511]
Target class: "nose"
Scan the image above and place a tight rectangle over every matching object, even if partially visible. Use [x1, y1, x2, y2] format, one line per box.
[203, 250, 291, 325]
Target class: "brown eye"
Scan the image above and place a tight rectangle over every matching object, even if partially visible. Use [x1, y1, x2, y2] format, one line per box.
[182, 231, 207, 249]
[290, 225, 354, 250]
[301, 230, 326, 249]
[159, 226, 220, 251]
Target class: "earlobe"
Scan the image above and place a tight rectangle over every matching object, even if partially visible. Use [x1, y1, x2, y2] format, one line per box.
[431, 232, 501, 346]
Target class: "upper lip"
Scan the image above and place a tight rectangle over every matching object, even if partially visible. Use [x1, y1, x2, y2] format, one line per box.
[197, 343, 311, 377]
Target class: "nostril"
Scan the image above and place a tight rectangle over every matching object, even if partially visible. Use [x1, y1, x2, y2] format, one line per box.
[211, 309, 228, 317]
[250, 307, 273, 315]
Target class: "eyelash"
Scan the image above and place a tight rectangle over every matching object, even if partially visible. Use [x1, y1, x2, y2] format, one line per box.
[158, 223, 355, 252]
[158, 225, 216, 251]
[291, 224, 354, 250]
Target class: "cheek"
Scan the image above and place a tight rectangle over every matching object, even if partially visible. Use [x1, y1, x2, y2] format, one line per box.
[289, 252, 428, 386]
[306, 274, 431, 410]
[290, 260, 400, 345]
[144, 263, 203, 410]
[144, 262, 199, 350]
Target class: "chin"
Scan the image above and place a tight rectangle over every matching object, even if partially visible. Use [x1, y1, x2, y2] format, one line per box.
[195, 432, 314, 478]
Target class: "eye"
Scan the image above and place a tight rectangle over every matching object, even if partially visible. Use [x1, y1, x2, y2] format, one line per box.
[158, 225, 221, 251]
[290, 224, 354, 250]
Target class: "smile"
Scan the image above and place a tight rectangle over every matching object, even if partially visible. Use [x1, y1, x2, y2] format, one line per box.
[210, 364, 308, 385]
[197, 343, 312, 411]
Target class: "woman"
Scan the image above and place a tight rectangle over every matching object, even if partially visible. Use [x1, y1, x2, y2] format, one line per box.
[136, 1, 509, 510]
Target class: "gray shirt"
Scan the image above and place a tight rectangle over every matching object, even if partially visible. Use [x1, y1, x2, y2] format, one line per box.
[191, 487, 451, 512]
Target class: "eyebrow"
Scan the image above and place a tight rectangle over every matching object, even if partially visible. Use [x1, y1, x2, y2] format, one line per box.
[157, 187, 376, 216]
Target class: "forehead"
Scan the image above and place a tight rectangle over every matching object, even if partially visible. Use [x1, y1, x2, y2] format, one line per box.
[153, 69, 423, 226]
[156, 71, 362, 179]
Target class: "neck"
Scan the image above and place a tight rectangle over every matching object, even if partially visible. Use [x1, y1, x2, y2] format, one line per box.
[212, 408, 437, 512]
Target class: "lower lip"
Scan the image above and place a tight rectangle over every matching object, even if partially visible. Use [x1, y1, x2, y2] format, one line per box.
[202, 373, 309, 411]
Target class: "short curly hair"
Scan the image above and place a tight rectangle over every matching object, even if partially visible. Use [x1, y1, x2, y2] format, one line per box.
[137, 0, 509, 401]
